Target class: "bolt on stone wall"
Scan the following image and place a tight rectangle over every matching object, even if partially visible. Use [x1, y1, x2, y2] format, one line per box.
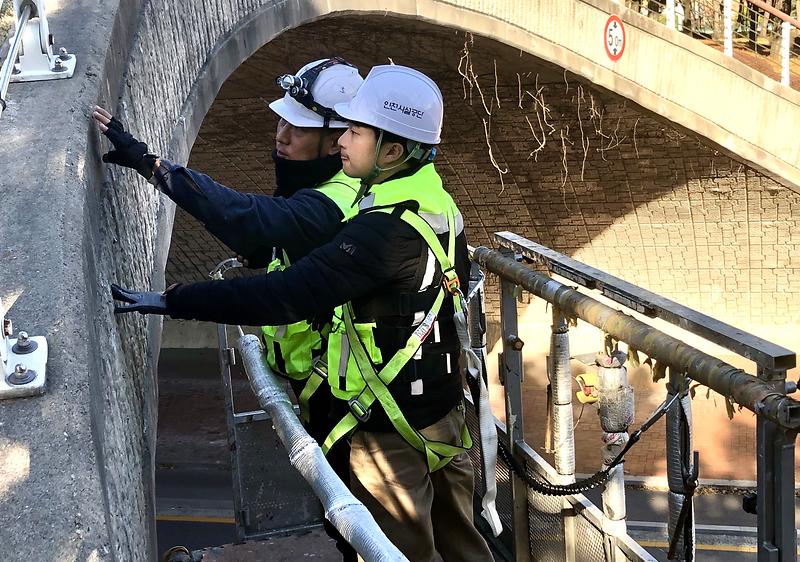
[168, 16, 800, 342]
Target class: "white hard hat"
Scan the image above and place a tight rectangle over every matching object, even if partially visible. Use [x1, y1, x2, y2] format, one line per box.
[334, 65, 443, 144]
[269, 58, 363, 128]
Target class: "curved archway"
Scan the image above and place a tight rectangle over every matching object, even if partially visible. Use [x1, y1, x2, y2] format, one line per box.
[168, 14, 800, 332]
[91, 2, 800, 558]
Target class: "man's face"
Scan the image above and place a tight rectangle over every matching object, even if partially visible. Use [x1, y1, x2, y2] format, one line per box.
[337, 123, 378, 179]
[275, 118, 339, 160]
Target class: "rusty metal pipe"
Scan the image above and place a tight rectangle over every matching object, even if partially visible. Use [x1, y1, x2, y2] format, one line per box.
[472, 246, 800, 429]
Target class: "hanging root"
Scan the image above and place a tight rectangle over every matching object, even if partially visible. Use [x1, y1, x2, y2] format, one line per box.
[482, 112, 509, 193]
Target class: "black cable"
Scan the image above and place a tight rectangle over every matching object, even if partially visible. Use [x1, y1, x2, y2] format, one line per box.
[496, 393, 682, 497]
[497, 440, 611, 496]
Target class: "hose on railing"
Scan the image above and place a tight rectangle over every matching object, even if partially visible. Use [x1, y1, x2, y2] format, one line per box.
[236, 329, 408, 562]
[0, 3, 30, 117]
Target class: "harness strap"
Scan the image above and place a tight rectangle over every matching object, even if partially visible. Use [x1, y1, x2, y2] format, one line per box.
[321, 206, 471, 472]
[296, 360, 327, 423]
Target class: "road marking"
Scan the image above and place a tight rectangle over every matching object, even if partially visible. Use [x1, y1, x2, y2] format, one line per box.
[639, 541, 800, 554]
[156, 514, 235, 524]
[637, 540, 755, 553]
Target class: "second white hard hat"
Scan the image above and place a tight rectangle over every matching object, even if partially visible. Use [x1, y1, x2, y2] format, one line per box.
[269, 58, 363, 129]
[334, 65, 443, 144]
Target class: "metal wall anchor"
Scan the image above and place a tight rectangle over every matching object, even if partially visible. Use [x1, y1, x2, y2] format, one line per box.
[9, 0, 77, 83]
[12, 331, 38, 354]
[0, 298, 48, 400]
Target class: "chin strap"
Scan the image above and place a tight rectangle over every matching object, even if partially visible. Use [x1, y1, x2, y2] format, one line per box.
[359, 130, 434, 196]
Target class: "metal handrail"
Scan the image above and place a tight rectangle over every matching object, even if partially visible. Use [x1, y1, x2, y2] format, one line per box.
[0, 3, 30, 119]
[636, 0, 799, 86]
[494, 231, 796, 371]
[237, 329, 408, 562]
[471, 244, 800, 429]
[746, 0, 800, 31]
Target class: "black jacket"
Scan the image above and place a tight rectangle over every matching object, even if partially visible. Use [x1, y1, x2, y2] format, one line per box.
[153, 160, 348, 264]
[165, 166, 470, 431]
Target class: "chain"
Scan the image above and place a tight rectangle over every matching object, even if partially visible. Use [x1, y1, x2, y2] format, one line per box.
[496, 393, 681, 497]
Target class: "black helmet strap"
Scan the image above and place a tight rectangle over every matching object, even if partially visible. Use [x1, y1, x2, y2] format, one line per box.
[275, 57, 356, 128]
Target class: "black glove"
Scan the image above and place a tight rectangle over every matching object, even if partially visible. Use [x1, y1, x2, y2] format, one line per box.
[111, 283, 168, 315]
[102, 117, 158, 180]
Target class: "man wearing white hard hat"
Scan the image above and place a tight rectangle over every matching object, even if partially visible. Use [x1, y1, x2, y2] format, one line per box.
[94, 57, 364, 562]
[109, 64, 493, 561]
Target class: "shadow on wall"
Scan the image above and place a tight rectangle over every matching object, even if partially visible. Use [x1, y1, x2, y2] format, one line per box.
[169, 15, 800, 335]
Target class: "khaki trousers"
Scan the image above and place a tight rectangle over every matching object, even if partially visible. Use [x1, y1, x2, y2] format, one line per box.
[349, 405, 493, 562]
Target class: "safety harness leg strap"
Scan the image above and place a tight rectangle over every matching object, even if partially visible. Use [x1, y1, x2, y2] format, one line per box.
[322, 290, 447, 456]
[297, 371, 326, 423]
[342, 296, 471, 473]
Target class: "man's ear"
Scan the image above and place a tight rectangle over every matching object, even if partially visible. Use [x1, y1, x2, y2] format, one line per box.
[325, 131, 343, 156]
[380, 141, 405, 165]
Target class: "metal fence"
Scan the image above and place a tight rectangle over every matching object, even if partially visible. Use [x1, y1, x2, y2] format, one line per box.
[465, 404, 654, 561]
[469, 231, 798, 562]
[625, 0, 800, 87]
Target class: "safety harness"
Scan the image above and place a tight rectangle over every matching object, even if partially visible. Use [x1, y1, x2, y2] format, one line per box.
[321, 165, 473, 473]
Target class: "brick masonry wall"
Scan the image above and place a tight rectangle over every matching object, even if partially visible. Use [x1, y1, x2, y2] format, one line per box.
[169, 15, 800, 332]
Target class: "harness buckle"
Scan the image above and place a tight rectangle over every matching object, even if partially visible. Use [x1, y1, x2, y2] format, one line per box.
[311, 357, 328, 378]
[348, 397, 371, 423]
[443, 268, 460, 295]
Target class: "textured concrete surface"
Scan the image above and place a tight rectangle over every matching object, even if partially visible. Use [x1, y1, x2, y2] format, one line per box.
[0, 0, 143, 559]
[2, 0, 799, 560]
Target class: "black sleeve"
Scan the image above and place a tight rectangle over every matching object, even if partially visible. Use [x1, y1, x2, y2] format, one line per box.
[165, 213, 424, 326]
[152, 160, 345, 260]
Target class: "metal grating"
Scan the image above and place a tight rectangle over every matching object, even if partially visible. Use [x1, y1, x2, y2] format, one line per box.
[234, 417, 322, 538]
[574, 507, 610, 561]
[465, 394, 651, 562]
[525, 461, 567, 562]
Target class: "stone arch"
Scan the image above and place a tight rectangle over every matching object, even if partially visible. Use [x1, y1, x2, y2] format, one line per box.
[87, 1, 800, 559]
[168, 14, 800, 332]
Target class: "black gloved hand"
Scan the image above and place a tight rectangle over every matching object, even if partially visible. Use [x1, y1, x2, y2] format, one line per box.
[111, 283, 169, 315]
[102, 117, 158, 180]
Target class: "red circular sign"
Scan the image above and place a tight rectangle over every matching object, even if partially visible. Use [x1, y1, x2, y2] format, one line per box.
[604, 15, 626, 61]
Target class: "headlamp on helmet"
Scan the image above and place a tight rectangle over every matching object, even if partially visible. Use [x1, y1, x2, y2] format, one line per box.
[275, 57, 356, 127]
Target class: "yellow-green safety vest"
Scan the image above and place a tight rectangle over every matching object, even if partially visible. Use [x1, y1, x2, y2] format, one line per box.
[261, 170, 361, 422]
[321, 164, 473, 472]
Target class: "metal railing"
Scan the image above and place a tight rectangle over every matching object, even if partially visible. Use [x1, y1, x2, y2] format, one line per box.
[468, 232, 798, 562]
[0, 0, 76, 121]
[0, 2, 30, 119]
[235, 329, 408, 562]
[626, 0, 800, 87]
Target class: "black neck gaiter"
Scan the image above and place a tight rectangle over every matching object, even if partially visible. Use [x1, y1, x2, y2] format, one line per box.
[272, 149, 343, 198]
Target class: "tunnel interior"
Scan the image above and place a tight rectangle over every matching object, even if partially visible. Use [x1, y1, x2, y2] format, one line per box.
[166, 14, 800, 332]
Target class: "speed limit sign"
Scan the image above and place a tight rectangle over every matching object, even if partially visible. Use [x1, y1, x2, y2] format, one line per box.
[604, 15, 626, 61]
